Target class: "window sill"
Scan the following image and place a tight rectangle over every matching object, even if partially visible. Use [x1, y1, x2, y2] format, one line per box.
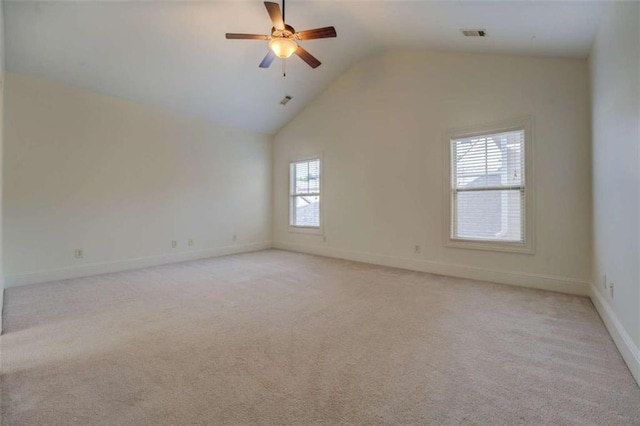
[445, 238, 534, 254]
[288, 226, 323, 236]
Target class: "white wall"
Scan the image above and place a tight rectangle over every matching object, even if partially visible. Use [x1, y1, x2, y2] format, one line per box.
[273, 50, 592, 295]
[0, 0, 5, 332]
[3, 73, 272, 286]
[589, 1, 640, 382]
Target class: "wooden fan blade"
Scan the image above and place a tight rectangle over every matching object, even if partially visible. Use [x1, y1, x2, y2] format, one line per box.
[226, 33, 269, 40]
[295, 45, 321, 69]
[264, 2, 285, 30]
[295, 26, 337, 40]
[259, 50, 277, 68]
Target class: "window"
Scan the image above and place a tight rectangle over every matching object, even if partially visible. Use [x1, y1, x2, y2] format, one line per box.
[445, 118, 534, 253]
[290, 158, 321, 229]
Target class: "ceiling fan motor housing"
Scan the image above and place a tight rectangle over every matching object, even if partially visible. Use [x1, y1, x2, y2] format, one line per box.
[272, 24, 296, 39]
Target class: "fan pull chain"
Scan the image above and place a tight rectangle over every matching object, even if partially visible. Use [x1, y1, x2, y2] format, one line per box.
[282, 0, 286, 78]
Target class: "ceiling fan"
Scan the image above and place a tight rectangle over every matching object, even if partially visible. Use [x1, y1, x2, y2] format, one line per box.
[225, 0, 337, 70]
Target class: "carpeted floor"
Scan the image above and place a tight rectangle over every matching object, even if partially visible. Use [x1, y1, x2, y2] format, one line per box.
[1, 249, 639, 425]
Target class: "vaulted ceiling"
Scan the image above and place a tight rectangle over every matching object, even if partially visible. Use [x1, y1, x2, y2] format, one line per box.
[5, 1, 605, 134]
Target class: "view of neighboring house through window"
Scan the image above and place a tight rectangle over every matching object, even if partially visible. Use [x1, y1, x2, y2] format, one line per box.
[451, 129, 525, 243]
[290, 158, 321, 228]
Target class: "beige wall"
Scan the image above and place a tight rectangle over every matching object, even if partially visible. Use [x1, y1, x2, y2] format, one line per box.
[3, 73, 272, 286]
[589, 1, 640, 381]
[0, 0, 5, 332]
[273, 50, 592, 295]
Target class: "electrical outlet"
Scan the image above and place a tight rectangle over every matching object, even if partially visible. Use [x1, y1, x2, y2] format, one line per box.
[171, 240, 178, 249]
[232, 234, 237, 242]
[609, 282, 614, 298]
[188, 239, 194, 247]
[74, 249, 83, 259]
[603, 274, 607, 290]
[414, 245, 421, 254]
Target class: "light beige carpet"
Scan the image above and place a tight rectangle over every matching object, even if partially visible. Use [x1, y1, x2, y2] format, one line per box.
[1, 249, 639, 425]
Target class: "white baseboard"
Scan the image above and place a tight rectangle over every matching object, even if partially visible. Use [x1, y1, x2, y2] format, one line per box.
[273, 241, 589, 295]
[5, 241, 273, 288]
[589, 285, 640, 385]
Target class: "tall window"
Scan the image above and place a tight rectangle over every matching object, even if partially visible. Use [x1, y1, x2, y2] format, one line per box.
[290, 158, 321, 229]
[448, 121, 532, 253]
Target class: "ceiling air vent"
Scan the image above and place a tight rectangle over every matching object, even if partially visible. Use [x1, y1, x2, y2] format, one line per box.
[280, 95, 292, 105]
[461, 29, 487, 37]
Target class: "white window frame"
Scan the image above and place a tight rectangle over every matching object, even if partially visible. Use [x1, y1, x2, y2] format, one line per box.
[289, 157, 323, 235]
[443, 117, 535, 254]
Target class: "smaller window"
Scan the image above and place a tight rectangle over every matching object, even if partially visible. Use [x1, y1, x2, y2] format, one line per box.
[290, 158, 321, 229]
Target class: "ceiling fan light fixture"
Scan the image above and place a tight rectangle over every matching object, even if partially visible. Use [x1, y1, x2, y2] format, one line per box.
[269, 37, 298, 59]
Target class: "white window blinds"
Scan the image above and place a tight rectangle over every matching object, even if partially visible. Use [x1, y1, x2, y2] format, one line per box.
[451, 129, 525, 243]
[290, 158, 320, 228]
